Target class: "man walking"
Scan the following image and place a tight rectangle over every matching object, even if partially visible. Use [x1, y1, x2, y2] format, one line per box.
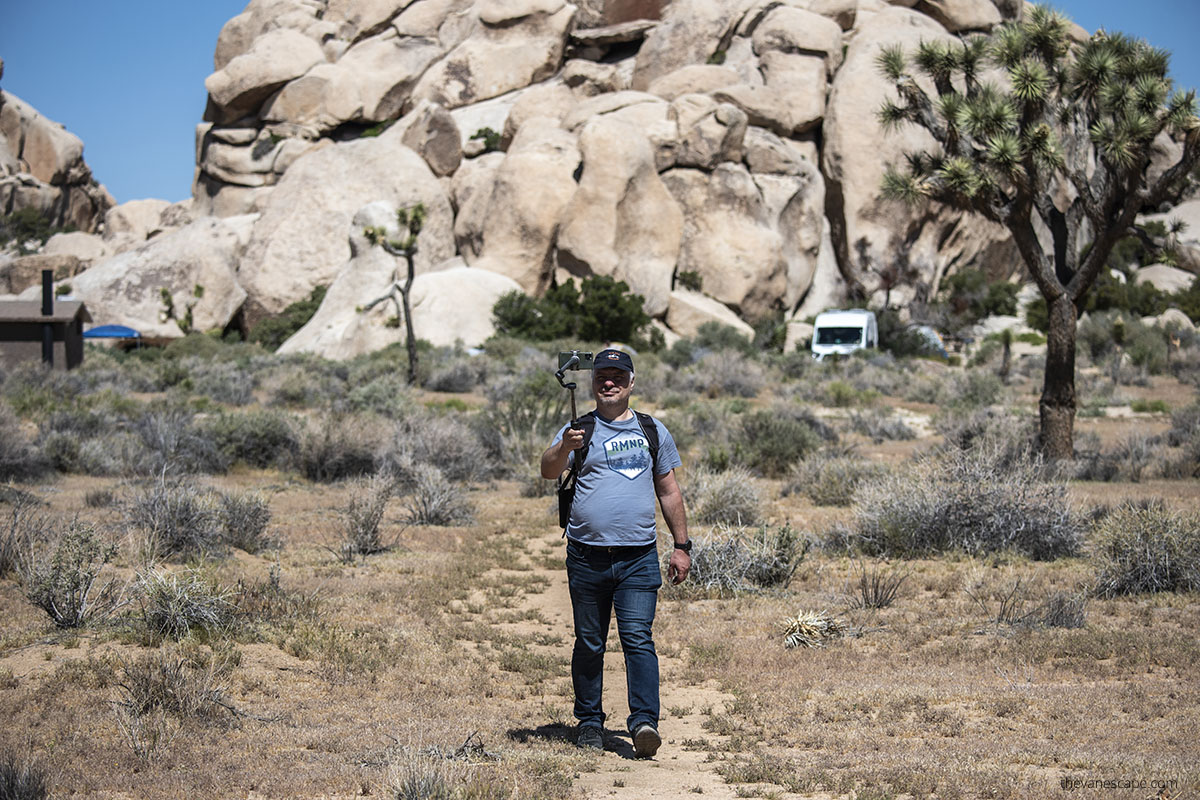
[540, 348, 691, 757]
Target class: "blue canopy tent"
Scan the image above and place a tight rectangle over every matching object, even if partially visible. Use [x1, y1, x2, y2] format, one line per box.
[84, 324, 141, 339]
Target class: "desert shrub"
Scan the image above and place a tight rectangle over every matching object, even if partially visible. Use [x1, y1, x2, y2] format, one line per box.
[185, 359, 255, 405]
[334, 473, 397, 561]
[201, 408, 299, 469]
[425, 356, 486, 393]
[21, 520, 128, 628]
[785, 455, 888, 507]
[85, 488, 115, 508]
[934, 407, 1036, 469]
[848, 561, 907, 609]
[677, 349, 764, 398]
[0, 401, 50, 481]
[297, 413, 378, 483]
[346, 373, 415, 420]
[734, 407, 828, 477]
[946, 369, 1005, 408]
[850, 447, 1081, 559]
[134, 406, 229, 475]
[125, 476, 222, 560]
[234, 564, 321, 626]
[849, 410, 916, 442]
[217, 491, 275, 554]
[1092, 502, 1200, 596]
[1167, 401, 1200, 447]
[1027, 591, 1087, 629]
[0, 497, 51, 579]
[136, 569, 235, 641]
[0, 749, 49, 800]
[264, 358, 347, 408]
[1, 361, 80, 417]
[378, 412, 493, 487]
[492, 275, 652, 346]
[675, 523, 808, 597]
[249, 285, 327, 351]
[1072, 432, 1162, 482]
[684, 464, 762, 526]
[404, 466, 475, 526]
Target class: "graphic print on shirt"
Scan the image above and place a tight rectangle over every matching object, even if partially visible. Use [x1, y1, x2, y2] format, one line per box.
[602, 429, 651, 480]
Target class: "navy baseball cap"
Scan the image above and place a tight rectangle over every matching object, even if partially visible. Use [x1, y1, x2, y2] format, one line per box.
[594, 348, 634, 372]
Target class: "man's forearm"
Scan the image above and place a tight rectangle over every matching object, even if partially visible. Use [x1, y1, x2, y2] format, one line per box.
[658, 487, 689, 544]
[541, 442, 570, 479]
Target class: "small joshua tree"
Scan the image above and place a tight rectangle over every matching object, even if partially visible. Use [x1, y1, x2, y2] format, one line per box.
[362, 203, 427, 385]
[876, 6, 1199, 459]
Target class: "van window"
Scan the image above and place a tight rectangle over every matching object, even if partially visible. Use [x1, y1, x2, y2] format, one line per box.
[815, 326, 863, 345]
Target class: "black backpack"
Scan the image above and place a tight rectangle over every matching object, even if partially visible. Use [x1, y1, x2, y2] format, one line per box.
[556, 411, 661, 530]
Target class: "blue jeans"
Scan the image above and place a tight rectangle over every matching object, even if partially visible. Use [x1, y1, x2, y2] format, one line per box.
[565, 539, 662, 733]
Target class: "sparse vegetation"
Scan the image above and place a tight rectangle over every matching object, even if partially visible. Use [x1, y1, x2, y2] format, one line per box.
[21, 520, 127, 628]
[136, 568, 234, 641]
[333, 473, 398, 561]
[125, 475, 222, 561]
[675, 523, 808, 598]
[1092, 502, 1200, 596]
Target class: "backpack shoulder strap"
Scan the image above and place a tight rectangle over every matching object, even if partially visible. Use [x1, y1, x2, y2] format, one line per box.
[634, 411, 660, 475]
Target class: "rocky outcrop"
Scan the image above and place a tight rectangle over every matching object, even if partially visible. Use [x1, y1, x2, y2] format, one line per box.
[557, 116, 682, 316]
[0, 90, 112, 234]
[279, 203, 523, 356]
[665, 288, 755, 338]
[237, 126, 454, 326]
[17, 216, 256, 338]
[1134, 264, 1194, 293]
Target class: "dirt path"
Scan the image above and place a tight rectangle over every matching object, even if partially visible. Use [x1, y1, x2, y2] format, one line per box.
[501, 528, 822, 800]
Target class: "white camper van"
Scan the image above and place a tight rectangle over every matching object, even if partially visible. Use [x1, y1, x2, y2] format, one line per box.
[811, 309, 878, 361]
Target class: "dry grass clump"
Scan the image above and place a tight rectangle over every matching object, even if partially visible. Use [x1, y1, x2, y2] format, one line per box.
[676, 523, 808, 597]
[297, 412, 378, 483]
[379, 413, 494, 486]
[780, 609, 847, 648]
[785, 454, 889, 507]
[217, 490, 276, 554]
[21, 519, 128, 628]
[965, 577, 1088, 629]
[0, 400, 49, 481]
[847, 560, 908, 609]
[125, 475, 222, 561]
[334, 473, 399, 561]
[111, 644, 235, 762]
[849, 447, 1082, 560]
[934, 407, 1037, 468]
[136, 568, 235, 641]
[1, 496, 50, 579]
[0, 749, 49, 800]
[1092, 502, 1200, 596]
[404, 466, 476, 527]
[849, 410, 916, 442]
[684, 464, 763, 525]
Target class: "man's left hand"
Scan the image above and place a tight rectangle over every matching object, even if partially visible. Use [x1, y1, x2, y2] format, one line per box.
[667, 549, 690, 585]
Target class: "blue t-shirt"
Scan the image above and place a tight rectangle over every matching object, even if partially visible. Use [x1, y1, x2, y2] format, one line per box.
[553, 411, 682, 546]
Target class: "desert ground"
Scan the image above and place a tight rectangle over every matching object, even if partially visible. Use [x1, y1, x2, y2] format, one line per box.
[0, 332, 1198, 800]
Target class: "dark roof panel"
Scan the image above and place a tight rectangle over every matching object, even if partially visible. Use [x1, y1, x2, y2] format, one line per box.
[0, 300, 92, 324]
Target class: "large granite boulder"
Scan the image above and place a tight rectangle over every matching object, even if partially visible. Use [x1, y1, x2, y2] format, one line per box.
[631, 0, 742, 92]
[665, 288, 755, 338]
[409, 0, 577, 110]
[662, 163, 787, 319]
[17, 216, 256, 338]
[205, 28, 327, 124]
[468, 119, 580, 294]
[104, 199, 172, 242]
[557, 116, 682, 317]
[238, 127, 454, 326]
[1142, 199, 1200, 274]
[914, 0, 1001, 32]
[1134, 264, 1194, 293]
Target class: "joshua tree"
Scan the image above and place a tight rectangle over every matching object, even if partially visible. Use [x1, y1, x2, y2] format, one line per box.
[876, 5, 1199, 459]
[362, 203, 426, 385]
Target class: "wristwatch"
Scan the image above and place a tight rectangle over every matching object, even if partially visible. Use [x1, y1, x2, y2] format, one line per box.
[673, 540, 692, 553]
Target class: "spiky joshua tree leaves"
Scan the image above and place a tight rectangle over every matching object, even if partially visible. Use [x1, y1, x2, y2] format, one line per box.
[877, 6, 1200, 459]
[363, 203, 427, 385]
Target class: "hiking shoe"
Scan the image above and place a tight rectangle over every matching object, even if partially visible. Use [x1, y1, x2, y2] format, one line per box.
[632, 723, 661, 758]
[576, 726, 604, 750]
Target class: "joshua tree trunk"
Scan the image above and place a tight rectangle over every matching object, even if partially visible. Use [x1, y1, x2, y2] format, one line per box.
[399, 250, 417, 385]
[1040, 294, 1077, 460]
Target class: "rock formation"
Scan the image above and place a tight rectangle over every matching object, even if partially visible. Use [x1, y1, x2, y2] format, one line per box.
[14, 0, 1198, 358]
[0, 67, 112, 236]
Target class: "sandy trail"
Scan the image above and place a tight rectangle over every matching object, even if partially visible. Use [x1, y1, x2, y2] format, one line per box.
[502, 528, 822, 800]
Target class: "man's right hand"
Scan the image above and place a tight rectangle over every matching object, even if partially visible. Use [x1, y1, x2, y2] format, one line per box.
[562, 427, 585, 451]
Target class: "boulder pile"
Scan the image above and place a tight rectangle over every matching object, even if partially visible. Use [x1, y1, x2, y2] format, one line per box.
[7, 1, 1197, 356]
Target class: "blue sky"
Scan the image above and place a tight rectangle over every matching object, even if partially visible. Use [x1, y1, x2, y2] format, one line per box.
[1, 0, 1198, 205]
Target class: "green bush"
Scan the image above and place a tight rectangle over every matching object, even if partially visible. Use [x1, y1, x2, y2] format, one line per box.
[492, 276, 651, 346]
[249, 285, 328, 351]
[1092, 502, 1200, 596]
[937, 269, 1019, 332]
[0, 401, 50, 481]
[0, 208, 74, 254]
[734, 408, 826, 477]
[201, 409, 299, 469]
